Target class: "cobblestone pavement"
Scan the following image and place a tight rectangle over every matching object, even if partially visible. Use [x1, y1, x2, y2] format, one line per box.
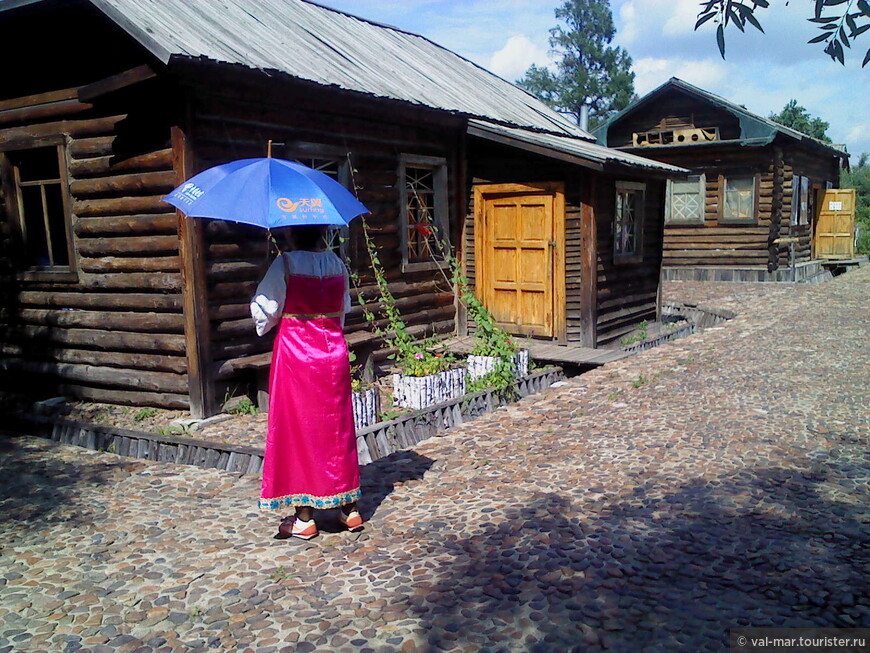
[2, 267, 869, 653]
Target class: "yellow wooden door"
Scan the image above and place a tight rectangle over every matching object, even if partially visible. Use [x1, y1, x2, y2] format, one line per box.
[814, 188, 856, 259]
[475, 183, 565, 339]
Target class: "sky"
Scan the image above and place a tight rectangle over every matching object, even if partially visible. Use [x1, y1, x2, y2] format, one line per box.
[316, 0, 870, 157]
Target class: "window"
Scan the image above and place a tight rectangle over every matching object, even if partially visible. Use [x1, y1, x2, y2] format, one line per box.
[666, 174, 705, 224]
[289, 149, 354, 266]
[721, 175, 756, 224]
[0, 140, 75, 280]
[614, 181, 645, 262]
[399, 154, 448, 272]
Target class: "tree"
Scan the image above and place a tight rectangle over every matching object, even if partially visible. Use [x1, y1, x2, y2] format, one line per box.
[841, 154, 870, 254]
[769, 100, 832, 142]
[517, 0, 636, 129]
[695, 0, 870, 67]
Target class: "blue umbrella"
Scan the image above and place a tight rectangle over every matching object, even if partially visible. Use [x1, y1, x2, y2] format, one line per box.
[163, 157, 369, 228]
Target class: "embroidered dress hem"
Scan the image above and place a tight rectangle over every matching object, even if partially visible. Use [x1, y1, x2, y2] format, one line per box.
[259, 487, 361, 511]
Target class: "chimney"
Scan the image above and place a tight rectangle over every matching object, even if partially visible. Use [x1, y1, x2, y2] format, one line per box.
[579, 104, 590, 131]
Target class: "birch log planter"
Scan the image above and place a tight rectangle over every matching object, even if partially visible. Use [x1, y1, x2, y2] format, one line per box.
[467, 349, 530, 380]
[351, 387, 380, 430]
[391, 367, 468, 410]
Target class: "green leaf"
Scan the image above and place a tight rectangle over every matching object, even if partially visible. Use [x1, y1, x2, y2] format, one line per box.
[695, 12, 716, 30]
[809, 31, 832, 42]
[859, 0, 870, 15]
[754, 0, 769, 6]
[815, 0, 825, 18]
[717, 24, 726, 57]
[809, 15, 840, 22]
[823, 0, 849, 5]
[822, 23, 839, 29]
[840, 26, 851, 46]
[744, 10, 765, 32]
[863, 47, 870, 66]
[852, 24, 870, 37]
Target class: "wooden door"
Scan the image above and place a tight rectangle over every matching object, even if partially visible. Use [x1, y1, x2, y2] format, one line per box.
[475, 183, 565, 339]
[814, 188, 856, 259]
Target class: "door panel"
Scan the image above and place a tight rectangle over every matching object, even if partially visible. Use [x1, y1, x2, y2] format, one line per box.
[478, 188, 560, 337]
[814, 188, 856, 259]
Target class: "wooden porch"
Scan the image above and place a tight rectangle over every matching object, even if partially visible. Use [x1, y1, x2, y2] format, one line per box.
[440, 336, 632, 367]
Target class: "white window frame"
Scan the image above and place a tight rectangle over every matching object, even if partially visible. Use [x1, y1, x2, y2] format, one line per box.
[614, 181, 645, 263]
[665, 174, 706, 224]
[398, 154, 449, 273]
[720, 174, 757, 225]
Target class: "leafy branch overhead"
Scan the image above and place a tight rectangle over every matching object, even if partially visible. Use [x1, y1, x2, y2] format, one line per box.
[695, 0, 870, 66]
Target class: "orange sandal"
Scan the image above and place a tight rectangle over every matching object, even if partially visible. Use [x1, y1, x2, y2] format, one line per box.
[338, 509, 364, 532]
[278, 517, 318, 540]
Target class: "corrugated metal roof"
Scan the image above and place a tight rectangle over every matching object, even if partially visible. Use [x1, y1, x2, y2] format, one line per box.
[81, 0, 594, 140]
[468, 120, 688, 175]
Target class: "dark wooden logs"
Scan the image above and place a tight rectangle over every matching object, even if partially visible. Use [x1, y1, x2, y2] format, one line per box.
[69, 148, 174, 178]
[15, 308, 184, 333]
[8, 326, 185, 353]
[74, 195, 174, 217]
[15, 291, 183, 312]
[79, 256, 181, 273]
[74, 214, 179, 236]
[4, 360, 187, 394]
[69, 170, 177, 197]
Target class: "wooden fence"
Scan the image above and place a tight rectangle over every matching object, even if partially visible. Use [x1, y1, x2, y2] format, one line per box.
[11, 367, 564, 471]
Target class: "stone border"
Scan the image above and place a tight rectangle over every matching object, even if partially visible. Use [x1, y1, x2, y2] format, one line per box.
[359, 367, 564, 460]
[8, 368, 564, 471]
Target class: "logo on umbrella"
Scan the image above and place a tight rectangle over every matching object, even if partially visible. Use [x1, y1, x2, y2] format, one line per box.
[277, 197, 325, 214]
[176, 182, 204, 205]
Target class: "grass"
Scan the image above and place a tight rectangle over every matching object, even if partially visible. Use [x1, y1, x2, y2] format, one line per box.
[619, 320, 649, 347]
[631, 374, 650, 389]
[228, 398, 258, 416]
[132, 407, 158, 422]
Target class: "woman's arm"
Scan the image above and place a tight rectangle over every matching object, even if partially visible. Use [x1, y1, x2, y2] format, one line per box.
[250, 254, 287, 336]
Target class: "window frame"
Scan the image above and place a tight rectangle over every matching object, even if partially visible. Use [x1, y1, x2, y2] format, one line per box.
[719, 173, 759, 225]
[398, 153, 449, 273]
[0, 135, 78, 282]
[282, 142, 356, 268]
[665, 174, 706, 225]
[613, 180, 645, 264]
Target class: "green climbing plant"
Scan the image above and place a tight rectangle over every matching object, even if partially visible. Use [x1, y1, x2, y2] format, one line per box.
[442, 250, 520, 397]
[357, 218, 455, 377]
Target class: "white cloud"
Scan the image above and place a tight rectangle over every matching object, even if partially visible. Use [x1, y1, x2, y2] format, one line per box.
[488, 34, 554, 81]
[632, 57, 727, 95]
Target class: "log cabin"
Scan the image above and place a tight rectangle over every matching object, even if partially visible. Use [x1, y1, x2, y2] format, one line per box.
[0, 0, 684, 417]
[593, 78, 849, 282]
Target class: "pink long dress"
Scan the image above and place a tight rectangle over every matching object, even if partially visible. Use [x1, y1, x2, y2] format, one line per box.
[256, 257, 360, 512]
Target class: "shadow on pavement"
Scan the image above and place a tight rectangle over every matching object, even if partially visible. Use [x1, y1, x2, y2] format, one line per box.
[405, 453, 870, 652]
[0, 434, 133, 531]
[358, 449, 435, 521]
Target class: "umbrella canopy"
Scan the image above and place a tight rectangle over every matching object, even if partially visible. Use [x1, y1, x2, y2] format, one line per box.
[163, 158, 369, 228]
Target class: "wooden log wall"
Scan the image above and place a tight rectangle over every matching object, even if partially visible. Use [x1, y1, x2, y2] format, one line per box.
[595, 175, 666, 345]
[780, 145, 842, 265]
[650, 146, 777, 270]
[0, 81, 188, 409]
[465, 138, 667, 347]
[181, 70, 462, 376]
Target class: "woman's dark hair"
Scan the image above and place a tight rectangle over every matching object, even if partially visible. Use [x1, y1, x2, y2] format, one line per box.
[290, 225, 327, 251]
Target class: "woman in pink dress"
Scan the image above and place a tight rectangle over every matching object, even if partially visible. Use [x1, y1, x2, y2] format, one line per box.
[251, 225, 362, 540]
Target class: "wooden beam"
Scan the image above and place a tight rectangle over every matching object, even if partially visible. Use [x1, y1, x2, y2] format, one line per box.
[78, 65, 158, 102]
[173, 125, 217, 418]
[579, 176, 597, 348]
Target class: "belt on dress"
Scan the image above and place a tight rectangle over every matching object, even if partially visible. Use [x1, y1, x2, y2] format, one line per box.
[282, 311, 342, 319]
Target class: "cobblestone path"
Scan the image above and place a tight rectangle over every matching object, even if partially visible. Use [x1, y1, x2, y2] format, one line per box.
[1, 267, 868, 653]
